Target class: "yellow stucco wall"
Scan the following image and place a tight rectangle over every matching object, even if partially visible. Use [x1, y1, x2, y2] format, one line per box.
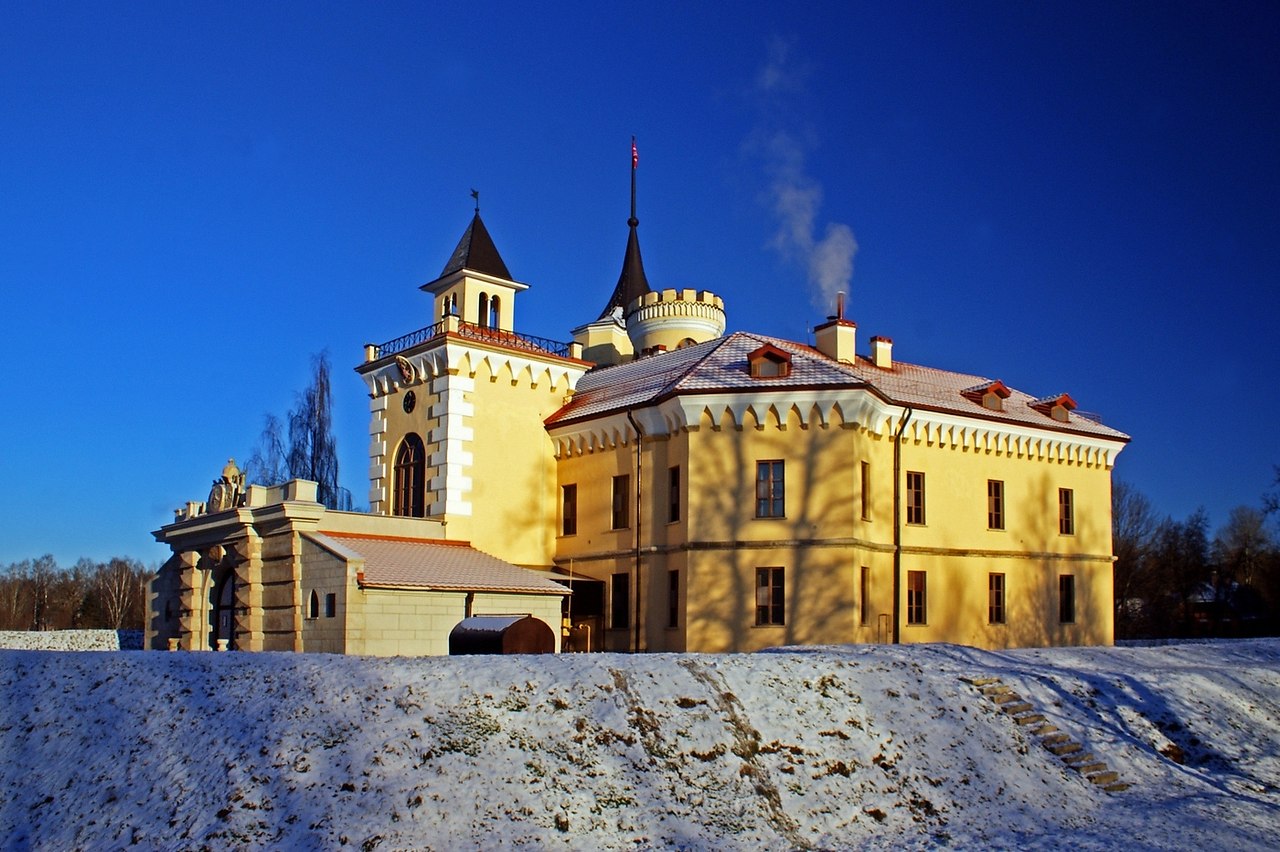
[372, 344, 582, 569]
[552, 400, 1118, 652]
[344, 588, 563, 657]
[462, 357, 568, 566]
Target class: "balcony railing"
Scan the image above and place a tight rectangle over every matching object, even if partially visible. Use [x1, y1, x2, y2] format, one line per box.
[373, 319, 572, 360]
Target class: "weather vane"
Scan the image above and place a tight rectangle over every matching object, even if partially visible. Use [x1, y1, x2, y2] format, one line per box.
[470, 188, 479, 213]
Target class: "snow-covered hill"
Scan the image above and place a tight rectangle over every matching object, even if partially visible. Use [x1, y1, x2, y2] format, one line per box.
[2, 641, 1278, 850]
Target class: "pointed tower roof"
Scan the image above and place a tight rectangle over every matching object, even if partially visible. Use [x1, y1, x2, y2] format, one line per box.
[441, 212, 512, 280]
[597, 139, 652, 319]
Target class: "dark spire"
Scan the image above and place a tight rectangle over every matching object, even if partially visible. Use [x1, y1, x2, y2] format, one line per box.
[440, 209, 512, 280]
[597, 137, 652, 320]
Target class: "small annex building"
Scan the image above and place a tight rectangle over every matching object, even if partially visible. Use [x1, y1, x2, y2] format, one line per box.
[150, 476, 567, 654]
[150, 154, 1129, 655]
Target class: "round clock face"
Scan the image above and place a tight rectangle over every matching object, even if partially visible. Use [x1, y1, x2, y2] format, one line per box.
[402, 390, 417, 413]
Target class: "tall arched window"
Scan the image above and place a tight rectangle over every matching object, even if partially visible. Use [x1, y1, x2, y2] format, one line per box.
[212, 569, 236, 650]
[478, 293, 490, 328]
[393, 433, 426, 518]
[489, 295, 500, 329]
[309, 590, 320, 619]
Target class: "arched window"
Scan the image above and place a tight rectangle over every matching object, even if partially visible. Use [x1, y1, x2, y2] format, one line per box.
[441, 293, 460, 318]
[393, 433, 426, 518]
[489, 295, 500, 328]
[212, 569, 236, 650]
[478, 293, 490, 328]
[309, 590, 319, 619]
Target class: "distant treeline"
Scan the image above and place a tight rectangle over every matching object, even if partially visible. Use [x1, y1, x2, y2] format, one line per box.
[1114, 481, 1280, 639]
[0, 556, 149, 632]
[6, 481, 1280, 642]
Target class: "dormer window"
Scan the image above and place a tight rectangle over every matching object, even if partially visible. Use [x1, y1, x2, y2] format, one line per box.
[962, 380, 1012, 412]
[748, 344, 792, 378]
[1030, 393, 1077, 423]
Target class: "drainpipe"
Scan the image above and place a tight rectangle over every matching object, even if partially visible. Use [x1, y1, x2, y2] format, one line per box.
[892, 406, 913, 645]
[626, 409, 644, 652]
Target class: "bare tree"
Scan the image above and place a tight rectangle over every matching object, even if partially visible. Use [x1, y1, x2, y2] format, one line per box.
[1214, 506, 1272, 590]
[55, 558, 95, 628]
[97, 557, 144, 630]
[0, 561, 30, 630]
[1112, 481, 1161, 637]
[1264, 465, 1280, 517]
[27, 554, 58, 631]
[244, 413, 288, 487]
[287, 351, 348, 509]
[245, 351, 351, 510]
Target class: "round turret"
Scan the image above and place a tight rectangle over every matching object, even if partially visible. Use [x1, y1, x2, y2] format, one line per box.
[624, 288, 726, 355]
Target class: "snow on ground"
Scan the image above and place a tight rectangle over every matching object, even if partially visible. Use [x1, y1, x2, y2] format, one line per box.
[0, 630, 142, 651]
[1, 640, 1278, 850]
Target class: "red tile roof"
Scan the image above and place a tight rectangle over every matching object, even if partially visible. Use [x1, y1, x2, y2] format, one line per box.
[546, 331, 1128, 441]
[317, 533, 569, 595]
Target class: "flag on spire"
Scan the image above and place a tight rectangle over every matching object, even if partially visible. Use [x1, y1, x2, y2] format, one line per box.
[631, 137, 638, 169]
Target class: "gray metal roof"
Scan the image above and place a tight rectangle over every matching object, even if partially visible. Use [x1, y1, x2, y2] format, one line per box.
[321, 533, 568, 595]
[440, 213, 512, 280]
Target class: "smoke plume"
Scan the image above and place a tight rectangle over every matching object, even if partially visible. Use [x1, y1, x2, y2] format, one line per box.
[750, 39, 858, 314]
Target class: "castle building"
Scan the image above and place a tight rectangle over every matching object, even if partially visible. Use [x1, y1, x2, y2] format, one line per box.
[150, 162, 1128, 655]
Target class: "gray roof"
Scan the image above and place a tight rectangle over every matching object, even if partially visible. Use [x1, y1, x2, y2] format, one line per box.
[546, 331, 1128, 441]
[440, 213, 512, 280]
[322, 533, 568, 595]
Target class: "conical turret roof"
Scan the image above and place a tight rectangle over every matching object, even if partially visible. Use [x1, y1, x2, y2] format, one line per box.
[597, 219, 652, 319]
[441, 212, 512, 280]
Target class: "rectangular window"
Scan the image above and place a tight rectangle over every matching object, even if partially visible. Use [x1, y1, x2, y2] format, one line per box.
[988, 479, 1005, 530]
[860, 461, 871, 521]
[860, 566, 870, 626]
[611, 573, 630, 629]
[756, 460, 785, 518]
[755, 567, 785, 625]
[907, 570, 927, 625]
[668, 465, 681, 523]
[561, 484, 577, 536]
[988, 573, 1005, 624]
[612, 474, 630, 530]
[906, 471, 926, 525]
[1059, 488, 1075, 535]
[324, 593, 336, 619]
[667, 569, 679, 628]
[1059, 574, 1076, 623]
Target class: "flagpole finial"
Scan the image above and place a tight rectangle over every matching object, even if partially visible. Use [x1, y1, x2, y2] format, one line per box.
[470, 188, 480, 213]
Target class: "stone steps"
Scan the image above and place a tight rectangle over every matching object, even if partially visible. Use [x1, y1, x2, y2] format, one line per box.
[961, 675, 1126, 794]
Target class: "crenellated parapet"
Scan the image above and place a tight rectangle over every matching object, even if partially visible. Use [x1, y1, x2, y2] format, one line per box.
[548, 386, 1123, 469]
[625, 288, 726, 354]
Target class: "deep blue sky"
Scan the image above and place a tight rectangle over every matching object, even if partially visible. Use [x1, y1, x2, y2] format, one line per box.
[2, 2, 1277, 567]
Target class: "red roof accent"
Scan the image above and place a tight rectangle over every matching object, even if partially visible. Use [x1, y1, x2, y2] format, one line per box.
[961, 379, 1012, 404]
[1030, 393, 1078, 413]
[317, 530, 471, 548]
[749, 343, 791, 363]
